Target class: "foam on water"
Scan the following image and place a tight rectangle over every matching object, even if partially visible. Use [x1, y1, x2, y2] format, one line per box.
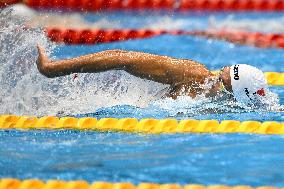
[0, 6, 282, 118]
[209, 15, 284, 33]
[10, 5, 284, 33]
[8, 4, 121, 29]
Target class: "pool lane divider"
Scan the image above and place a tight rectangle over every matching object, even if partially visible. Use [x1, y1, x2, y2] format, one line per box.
[46, 28, 284, 50]
[0, 0, 20, 7]
[0, 179, 281, 189]
[1, 115, 284, 135]
[46, 28, 183, 45]
[7, 0, 284, 11]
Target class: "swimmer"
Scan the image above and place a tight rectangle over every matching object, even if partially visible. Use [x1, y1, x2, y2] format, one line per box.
[36, 45, 275, 106]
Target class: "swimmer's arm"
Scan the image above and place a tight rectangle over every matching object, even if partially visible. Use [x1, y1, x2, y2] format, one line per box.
[37, 45, 212, 95]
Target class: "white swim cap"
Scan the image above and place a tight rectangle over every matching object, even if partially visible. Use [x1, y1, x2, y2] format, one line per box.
[230, 64, 269, 105]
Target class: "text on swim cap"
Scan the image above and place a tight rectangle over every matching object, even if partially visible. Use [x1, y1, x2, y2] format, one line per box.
[233, 65, 239, 80]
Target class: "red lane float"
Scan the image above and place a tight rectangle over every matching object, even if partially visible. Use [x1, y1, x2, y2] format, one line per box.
[0, 0, 20, 7]
[46, 28, 284, 49]
[179, 0, 284, 11]
[23, 0, 284, 11]
[46, 28, 189, 44]
[23, 0, 176, 11]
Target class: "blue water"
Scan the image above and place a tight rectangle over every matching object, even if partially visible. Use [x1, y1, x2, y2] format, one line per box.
[1, 130, 284, 186]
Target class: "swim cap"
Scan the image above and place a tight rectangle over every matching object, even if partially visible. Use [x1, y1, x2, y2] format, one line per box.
[230, 64, 269, 105]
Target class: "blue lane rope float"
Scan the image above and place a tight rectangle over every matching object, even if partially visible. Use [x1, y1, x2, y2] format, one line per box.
[0, 179, 280, 189]
[0, 115, 283, 135]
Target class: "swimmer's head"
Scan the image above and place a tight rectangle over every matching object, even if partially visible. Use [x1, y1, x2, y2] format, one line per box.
[219, 64, 271, 106]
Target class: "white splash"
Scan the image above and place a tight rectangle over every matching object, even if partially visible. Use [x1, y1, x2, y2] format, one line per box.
[8, 4, 121, 29]
[209, 15, 284, 33]
[143, 16, 188, 30]
[0, 6, 167, 116]
[143, 15, 208, 30]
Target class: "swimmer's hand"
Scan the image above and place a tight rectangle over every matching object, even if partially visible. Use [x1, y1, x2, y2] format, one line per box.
[36, 45, 50, 76]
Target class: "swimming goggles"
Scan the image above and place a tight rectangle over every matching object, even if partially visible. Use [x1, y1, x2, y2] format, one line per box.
[217, 70, 232, 95]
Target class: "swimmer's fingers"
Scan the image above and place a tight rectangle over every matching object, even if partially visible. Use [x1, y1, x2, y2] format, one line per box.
[36, 45, 50, 76]
[36, 44, 49, 63]
[37, 44, 46, 57]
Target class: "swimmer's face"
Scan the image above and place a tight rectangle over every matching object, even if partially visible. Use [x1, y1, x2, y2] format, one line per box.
[219, 66, 233, 93]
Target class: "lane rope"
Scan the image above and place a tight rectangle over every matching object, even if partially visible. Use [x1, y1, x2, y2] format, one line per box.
[263, 72, 284, 86]
[0, 178, 281, 189]
[0, 115, 283, 135]
[45, 28, 172, 45]
[0, 0, 20, 7]
[10, 0, 284, 12]
[45, 28, 284, 50]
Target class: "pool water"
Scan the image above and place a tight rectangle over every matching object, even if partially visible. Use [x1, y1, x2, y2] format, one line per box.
[0, 8, 284, 186]
[1, 130, 284, 186]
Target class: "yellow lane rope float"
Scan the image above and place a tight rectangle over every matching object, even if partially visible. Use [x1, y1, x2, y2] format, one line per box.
[0, 179, 280, 189]
[0, 115, 283, 135]
[211, 72, 284, 86]
[265, 72, 284, 85]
